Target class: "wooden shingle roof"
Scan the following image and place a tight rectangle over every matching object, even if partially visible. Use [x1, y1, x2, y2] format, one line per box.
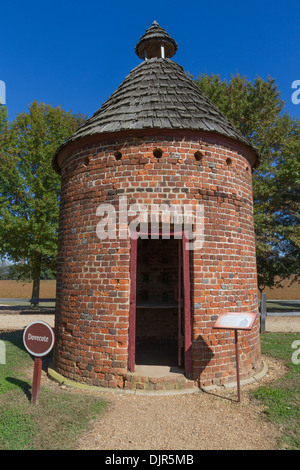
[52, 23, 258, 172]
[67, 58, 253, 140]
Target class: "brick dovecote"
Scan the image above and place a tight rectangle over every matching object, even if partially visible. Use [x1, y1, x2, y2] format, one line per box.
[53, 22, 261, 390]
[53, 130, 261, 389]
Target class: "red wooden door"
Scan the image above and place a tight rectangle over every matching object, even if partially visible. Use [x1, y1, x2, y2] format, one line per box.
[182, 232, 192, 376]
[128, 237, 137, 372]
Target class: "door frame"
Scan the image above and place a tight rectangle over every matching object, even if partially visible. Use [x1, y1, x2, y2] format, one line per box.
[128, 230, 192, 375]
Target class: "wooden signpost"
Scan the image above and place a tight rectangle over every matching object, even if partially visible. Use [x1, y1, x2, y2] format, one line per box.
[213, 312, 258, 403]
[23, 321, 55, 404]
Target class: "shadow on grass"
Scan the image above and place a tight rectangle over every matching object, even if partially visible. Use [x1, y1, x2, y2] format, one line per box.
[0, 330, 26, 351]
[262, 300, 300, 312]
[5, 377, 31, 401]
[0, 330, 53, 402]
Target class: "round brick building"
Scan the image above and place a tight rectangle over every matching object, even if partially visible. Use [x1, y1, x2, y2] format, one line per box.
[52, 22, 262, 390]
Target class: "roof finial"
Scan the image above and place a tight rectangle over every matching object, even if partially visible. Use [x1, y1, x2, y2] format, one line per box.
[135, 22, 178, 60]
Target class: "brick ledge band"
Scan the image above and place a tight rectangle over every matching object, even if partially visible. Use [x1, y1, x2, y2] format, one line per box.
[47, 361, 268, 396]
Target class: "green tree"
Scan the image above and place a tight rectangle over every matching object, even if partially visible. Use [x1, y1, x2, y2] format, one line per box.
[0, 101, 85, 300]
[194, 74, 300, 291]
[0, 104, 9, 158]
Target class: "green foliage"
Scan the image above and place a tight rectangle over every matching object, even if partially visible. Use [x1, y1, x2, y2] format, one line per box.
[0, 101, 85, 287]
[195, 74, 300, 290]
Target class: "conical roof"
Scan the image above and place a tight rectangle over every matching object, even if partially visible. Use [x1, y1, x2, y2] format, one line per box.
[64, 58, 253, 140]
[52, 22, 258, 172]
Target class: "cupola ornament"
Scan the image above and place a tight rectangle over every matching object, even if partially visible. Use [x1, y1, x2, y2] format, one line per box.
[135, 21, 178, 60]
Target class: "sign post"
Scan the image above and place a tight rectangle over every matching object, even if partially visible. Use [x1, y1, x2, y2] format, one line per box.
[234, 330, 241, 403]
[31, 357, 43, 405]
[23, 321, 55, 405]
[213, 312, 258, 403]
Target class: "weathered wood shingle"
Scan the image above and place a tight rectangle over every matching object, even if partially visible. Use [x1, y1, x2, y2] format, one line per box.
[135, 21, 178, 59]
[62, 58, 252, 143]
[52, 23, 258, 172]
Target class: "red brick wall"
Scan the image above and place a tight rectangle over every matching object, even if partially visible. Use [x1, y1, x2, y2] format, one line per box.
[53, 130, 261, 388]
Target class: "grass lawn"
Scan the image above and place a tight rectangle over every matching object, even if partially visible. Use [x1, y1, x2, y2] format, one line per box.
[265, 301, 300, 313]
[0, 300, 55, 308]
[252, 332, 300, 450]
[0, 330, 107, 450]
[257, 300, 300, 313]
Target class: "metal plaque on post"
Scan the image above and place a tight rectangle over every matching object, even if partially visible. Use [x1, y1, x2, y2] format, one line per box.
[213, 312, 257, 330]
[213, 312, 258, 402]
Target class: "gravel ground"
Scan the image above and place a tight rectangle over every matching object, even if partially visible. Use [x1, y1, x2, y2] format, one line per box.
[1, 309, 297, 450]
[264, 315, 300, 332]
[0, 313, 55, 330]
[76, 354, 285, 451]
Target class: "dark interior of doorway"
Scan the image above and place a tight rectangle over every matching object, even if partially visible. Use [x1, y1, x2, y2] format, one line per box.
[135, 237, 184, 369]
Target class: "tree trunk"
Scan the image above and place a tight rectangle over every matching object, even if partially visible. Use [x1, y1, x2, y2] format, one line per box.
[31, 251, 42, 307]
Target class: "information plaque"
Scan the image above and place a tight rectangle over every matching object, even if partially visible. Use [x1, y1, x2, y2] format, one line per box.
[213, 311, 258, 331]
[212, 311, 258, 403]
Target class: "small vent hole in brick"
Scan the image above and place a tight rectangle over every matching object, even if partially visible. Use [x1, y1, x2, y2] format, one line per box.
[194, 151, 203, 162]
[226, 157, 232, 166]
[83, 157, 90, 166]
[114, 150, 122, 161]
[153, 148, 163, 159]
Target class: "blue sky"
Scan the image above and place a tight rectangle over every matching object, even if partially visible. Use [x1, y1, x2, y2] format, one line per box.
[1, 0, 300, 121]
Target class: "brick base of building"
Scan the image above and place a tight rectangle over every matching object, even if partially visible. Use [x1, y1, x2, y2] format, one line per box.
[124, 372, 196, 391]
[49, 358, 266, 393]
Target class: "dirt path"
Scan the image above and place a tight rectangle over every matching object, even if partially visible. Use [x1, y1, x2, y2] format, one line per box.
[76, 354, 285, 451]
[265, 315, 300, 332]
[78, 392, 278, 450]
[0, 312, 55, 330]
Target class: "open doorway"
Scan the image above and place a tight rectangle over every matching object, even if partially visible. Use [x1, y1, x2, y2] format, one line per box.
[128, 232, 192, 377]
[135, 237, 182, 369]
